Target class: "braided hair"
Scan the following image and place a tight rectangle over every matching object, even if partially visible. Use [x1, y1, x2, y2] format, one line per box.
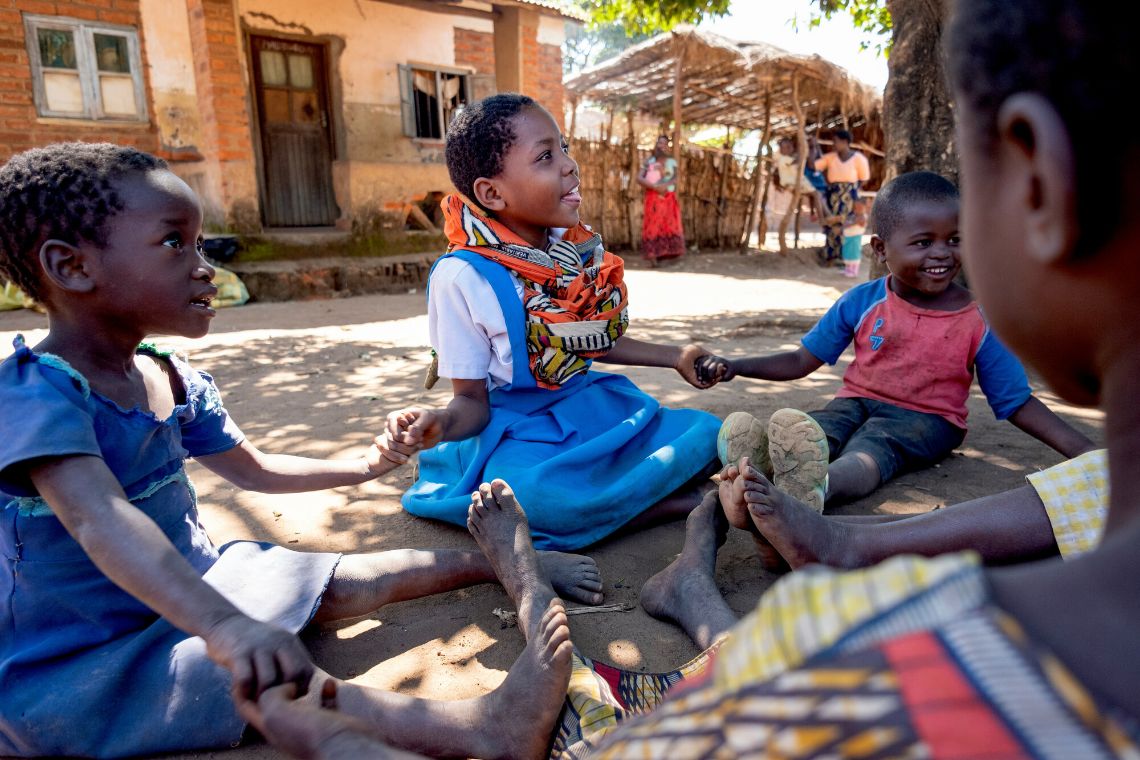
[0, 142, 167, 303]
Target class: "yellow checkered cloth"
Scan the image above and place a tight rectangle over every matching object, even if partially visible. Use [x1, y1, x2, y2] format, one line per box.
[1026, 449, 1108, 560]
[712, 552, 981, 693]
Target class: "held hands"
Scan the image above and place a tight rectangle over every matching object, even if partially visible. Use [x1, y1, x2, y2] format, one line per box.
[676, 344, 733, 389]
[364, 432, 418, 477]
[204, 613, 314, 703]
[387, 407, 447, 450]
[695, 354, 735, 383]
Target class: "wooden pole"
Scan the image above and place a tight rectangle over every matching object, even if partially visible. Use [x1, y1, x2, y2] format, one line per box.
[778, 73, 806, 254]
[755, 87, 773, 249]
[841, 93, 850, 131]
[568, 96, 579, 146]
[600, 109, 614, 238]
[714, 125, 731, 246]
[672, 37, 685, 170]
[627, 110, 639, 253]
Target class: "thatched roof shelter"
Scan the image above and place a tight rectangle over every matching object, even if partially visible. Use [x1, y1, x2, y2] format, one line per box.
[565, 26, 881, 143]
[564, 26, 883, 253]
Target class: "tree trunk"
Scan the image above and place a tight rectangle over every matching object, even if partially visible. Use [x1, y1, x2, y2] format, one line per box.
[869, 0, 956, 278]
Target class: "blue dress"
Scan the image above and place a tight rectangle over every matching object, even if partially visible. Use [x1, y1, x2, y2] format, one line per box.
[0, 338, 340, 758]
[402, 250, 720, 550]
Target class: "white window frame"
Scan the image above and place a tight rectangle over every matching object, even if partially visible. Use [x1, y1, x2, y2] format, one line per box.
[23, 14, 147, 122]
[398, 63, 472, 141]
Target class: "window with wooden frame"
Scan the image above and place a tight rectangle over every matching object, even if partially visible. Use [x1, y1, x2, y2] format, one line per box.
[398, 64, 473, 140]
[23, 14, 146, 121]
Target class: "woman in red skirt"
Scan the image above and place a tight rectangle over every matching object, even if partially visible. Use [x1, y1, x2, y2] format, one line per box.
[638, 135, 686, 264]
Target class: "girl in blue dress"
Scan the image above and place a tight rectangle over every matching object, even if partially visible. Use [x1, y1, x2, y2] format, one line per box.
[0, 143, 602, 758]
[391, 95, 722, 550]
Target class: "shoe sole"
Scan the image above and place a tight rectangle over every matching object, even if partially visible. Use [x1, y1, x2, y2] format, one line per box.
[767, 408, 829, 513]
[716, 411, 774, 479]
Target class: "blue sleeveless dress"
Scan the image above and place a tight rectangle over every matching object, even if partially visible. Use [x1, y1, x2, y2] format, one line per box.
[0, 338, 340, 757]
[402, 250, 720, 550]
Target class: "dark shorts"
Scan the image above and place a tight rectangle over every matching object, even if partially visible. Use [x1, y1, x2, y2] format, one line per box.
[808, 397, 966, 482]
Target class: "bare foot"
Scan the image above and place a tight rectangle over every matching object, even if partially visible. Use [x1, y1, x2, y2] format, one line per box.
[477, 599, 573, 760]
[640, 491, 736, 650]
[538, 551, 604, 606]
[467, 479, 558, 641]
[742, 470, 852, 569]
[720, 459, 788, 572]
[237, 680, 422, 760]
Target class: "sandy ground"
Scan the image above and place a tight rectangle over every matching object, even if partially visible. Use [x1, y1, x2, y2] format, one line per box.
[0, 249, 1104, 759]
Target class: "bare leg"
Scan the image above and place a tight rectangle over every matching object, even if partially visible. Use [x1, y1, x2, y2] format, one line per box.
[237, 680, 426, 760]
[741, 464, 1060, 569]
[313, 547, 603, 624]
[617, 459, 719, 536]
[466, 480, 558, 642]
[274, 601, 570, 760]
[824, 451, 882, 505]
[640, 490, 738, 650]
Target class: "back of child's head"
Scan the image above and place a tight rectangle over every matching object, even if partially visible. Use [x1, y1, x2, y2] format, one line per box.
[0, 142, 167, 304]
[948, 0, 1133, 256]
[445, 93, 537, 209]
[870, 171, 959, 241]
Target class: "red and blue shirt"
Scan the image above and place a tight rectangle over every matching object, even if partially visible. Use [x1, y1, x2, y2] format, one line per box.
[801, 277, 1031, 429]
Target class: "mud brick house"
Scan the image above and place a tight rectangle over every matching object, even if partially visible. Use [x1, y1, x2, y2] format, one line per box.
[0, 0, 577, 230]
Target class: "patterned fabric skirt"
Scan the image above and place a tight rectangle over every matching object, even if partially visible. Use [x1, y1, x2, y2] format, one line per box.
[642, 190, 686, 262]
[821, 182, 859, 263]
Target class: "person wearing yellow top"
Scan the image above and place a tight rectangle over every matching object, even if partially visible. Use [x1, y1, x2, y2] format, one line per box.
[811, 130, 870, 265]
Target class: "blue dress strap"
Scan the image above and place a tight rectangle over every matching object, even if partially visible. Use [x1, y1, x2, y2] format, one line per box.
[431, 249, 535, 391]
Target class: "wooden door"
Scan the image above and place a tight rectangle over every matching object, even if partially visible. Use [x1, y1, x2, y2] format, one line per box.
[250, 36, 337, 227]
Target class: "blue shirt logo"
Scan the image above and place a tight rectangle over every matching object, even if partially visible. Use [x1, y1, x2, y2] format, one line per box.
[869, 317, 885, 350]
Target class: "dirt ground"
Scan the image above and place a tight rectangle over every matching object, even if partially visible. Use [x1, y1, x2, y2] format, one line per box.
[0, 249, 1104, 759]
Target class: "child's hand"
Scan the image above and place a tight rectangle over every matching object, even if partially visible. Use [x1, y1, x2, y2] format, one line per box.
[365, 432, 418, 476]
[675, 344, 721, 389]
[697, 354, 735, 384]
[204, 613, 314, 702]
[387, 408, 447, 450]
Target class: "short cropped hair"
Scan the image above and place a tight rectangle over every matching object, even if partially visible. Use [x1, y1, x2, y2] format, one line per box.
[833, 129, 853, 143]
[0, 142, 166, 302]
[445, 93, 537, 210]
[870, 171, 960, 240]
[947, 0, 1131, 255]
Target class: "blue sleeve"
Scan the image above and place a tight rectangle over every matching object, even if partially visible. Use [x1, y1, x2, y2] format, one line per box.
[975, 330, 1032, 419]
[0, 353, 102, 497]
[177, 363, 245, 457]
[801, 279, 883, 364]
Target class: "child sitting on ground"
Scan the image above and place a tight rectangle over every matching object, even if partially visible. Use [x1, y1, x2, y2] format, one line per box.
[0, 143, 601, 758]
[705, 171, 1094, 510]
[388, 94, 722, 550]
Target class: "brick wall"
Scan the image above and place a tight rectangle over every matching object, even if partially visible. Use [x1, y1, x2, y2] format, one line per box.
[518, 14, 563, 129]
[185, 0, 259, 229]
[0, 0, 159, 162]
[454, 27, 494, 76]
[536, 42, 563, 130]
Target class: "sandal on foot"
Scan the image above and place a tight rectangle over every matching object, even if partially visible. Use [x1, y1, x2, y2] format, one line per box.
[766, 408, 829, 513]
[717, 411, 774, 479]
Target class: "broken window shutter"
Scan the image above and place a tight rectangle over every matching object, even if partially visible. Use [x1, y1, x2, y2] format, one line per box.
[398, 63, 416, 137]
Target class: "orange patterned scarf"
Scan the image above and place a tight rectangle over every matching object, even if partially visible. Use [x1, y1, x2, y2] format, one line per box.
[442, 194, 629, 389]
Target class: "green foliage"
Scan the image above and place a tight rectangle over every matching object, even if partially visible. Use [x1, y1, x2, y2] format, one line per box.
[574, 0, 731, 36]
[809, 0, 893, 56]
[563, 22, 651, 74]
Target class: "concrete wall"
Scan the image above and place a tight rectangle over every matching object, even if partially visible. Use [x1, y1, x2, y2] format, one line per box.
[0, 1, 570, 229]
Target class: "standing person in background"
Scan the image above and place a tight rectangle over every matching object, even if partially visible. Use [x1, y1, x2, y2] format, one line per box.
[637, 135, 686, 266]
[811, 130, 870, 266]
[773, 137, 823, 222]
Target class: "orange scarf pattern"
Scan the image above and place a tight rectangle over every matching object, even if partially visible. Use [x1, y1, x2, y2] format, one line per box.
[442, 194, 629, 389]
